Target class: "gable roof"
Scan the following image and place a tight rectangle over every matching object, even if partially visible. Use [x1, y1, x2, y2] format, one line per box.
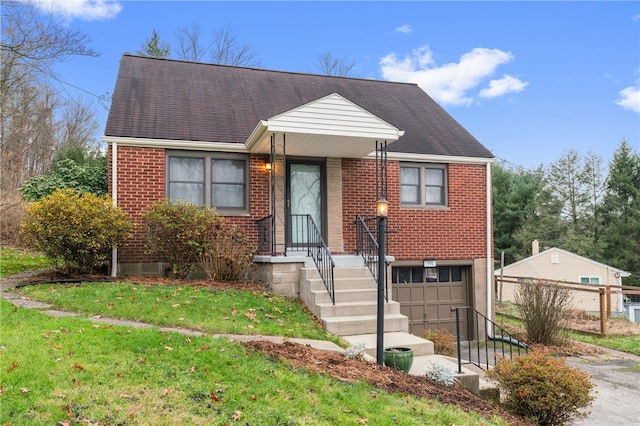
[498, 247, 631, 277]
[245, 93, 404, 158]
[105, 54, 493, 159]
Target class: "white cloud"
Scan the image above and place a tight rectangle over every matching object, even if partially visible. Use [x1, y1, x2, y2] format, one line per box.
[480, 75, 529, 99]
[396, 24, 412, 34]
[632, 13, 640, 22]
[34, 0, 121, 21]
[380, 44, 526, 106]
[616, 84, 640, 113]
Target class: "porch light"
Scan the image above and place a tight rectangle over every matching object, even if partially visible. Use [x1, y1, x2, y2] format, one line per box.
[264, 162, 272, 171]
[376, 198, 388, 217]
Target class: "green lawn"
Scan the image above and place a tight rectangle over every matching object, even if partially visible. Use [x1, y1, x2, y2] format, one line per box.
[0, 247, 51, 278]
[15, 282, 341, 344]
[0, 297, 508, 425]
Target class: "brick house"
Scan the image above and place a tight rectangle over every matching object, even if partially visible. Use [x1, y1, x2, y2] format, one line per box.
[104, 54, 495, 338]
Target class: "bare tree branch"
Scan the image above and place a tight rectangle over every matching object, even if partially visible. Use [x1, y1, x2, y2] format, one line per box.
[315, 51, 355, 76]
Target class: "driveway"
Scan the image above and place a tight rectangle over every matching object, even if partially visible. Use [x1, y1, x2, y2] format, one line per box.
[566, 346, 640, 425]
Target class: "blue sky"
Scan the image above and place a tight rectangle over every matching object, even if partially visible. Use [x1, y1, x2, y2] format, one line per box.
[41, 1, 640, 170]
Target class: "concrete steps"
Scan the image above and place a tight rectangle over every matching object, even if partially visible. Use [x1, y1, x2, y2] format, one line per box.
[298, 261, 408, 336]
[297, 257, 492, 398]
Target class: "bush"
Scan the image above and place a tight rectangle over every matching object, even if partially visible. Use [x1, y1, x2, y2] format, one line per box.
[0, 189, 26, 246]
[142, 200, 222, 279]
[424, 328, 456, 356]
[515, 281, 573, 345]
[425, 362, 458, 387]
[487, 348, 594, 425]
[20, 189, 133, 274]
[20, 158, 108, 202]
[198, 224, 253, 281]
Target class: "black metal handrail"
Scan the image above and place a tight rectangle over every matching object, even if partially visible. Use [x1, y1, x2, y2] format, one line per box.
[290, 214, 335, 304]
[355, 215, 388, 302]
[256, 215, 273, 255]
[451, 306, 531, 373]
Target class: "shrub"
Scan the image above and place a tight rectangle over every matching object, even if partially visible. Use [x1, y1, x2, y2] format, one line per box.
[20, 158, 108, 202]
[20, 189, 132, 274]
[198, 224, 253, 281]
[0, 189, 26, 246]
[142, 200, 222, 279]
[515, 281, 573, 345]
[487, 348, 594, 426]
[424, 328, 456, 356]
[425, 362, 458, 387]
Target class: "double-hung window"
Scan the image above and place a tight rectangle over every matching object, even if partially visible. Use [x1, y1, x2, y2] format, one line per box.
[167, 151, 248, 214]
[400, 163, 447, 207]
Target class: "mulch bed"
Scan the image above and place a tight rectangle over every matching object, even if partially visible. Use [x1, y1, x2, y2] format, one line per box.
[243, 340, 531, 425]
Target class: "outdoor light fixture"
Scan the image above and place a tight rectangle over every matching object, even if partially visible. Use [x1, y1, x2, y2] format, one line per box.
[264, 162, 272, 171]
[376, 198, 388, 217]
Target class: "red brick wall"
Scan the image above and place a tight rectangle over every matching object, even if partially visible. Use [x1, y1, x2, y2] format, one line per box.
[342, 159, 488, 261]
[109, 146, 166, 263]
[108, 147, 270, 264]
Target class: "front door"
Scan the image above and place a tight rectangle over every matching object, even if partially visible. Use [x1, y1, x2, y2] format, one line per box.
[286, 160, 326, 247]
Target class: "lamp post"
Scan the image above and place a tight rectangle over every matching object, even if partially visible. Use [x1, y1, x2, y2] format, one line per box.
[376, 198, 388, 365]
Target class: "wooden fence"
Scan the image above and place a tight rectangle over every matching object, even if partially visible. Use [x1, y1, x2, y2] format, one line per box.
[495, 275, 640, 335]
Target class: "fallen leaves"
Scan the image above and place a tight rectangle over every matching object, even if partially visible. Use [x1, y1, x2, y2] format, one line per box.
[6, 361, 19, 373]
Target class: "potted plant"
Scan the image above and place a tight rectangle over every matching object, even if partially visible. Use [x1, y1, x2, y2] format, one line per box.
[383, 347, 414, 373]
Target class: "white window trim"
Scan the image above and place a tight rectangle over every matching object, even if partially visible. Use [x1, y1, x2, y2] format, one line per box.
[166, 150, 249, 215]
[399, 163, 448, 208]
[578, 275, 601, 285]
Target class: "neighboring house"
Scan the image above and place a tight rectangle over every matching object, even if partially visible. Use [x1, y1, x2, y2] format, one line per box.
[104, 54, 495, 338]
[496, 244, 630, 314]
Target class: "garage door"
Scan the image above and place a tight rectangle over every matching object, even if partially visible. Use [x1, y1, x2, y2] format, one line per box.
[391, 265, 470, 339]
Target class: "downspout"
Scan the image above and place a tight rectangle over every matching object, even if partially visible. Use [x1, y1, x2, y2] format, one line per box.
[486, 161, 492, 320]
[111, 142, 118, 277]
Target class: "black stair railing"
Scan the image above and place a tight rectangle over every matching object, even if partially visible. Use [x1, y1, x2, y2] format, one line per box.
[256, 215, 273, 255]
[355, 215, 388, 302]
[451, 306, 531, 373]
[290, 214, 336, 305]
[256, 214, 335, 304]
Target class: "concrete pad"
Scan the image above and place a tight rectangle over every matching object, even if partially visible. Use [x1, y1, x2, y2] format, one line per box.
[343, 332, 434, 356]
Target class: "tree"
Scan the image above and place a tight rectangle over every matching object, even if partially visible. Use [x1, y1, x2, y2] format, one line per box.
[137, 29, 170, 58]
[1, 0, 98, 191]
[175, 23, 260, 66]
[315, 51, 356, 76]
[600, 140, 640, 285]
[492, 163, 543, 264]
[545, 149, 605, 257]
[513, 174, 566, 257]
[211, 25, 260, 67]
[175, 23, 210, 62]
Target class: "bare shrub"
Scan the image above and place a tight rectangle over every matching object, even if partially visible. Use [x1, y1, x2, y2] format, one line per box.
[0, 190, 26, 246]
[198, 224, 253, 281]
[515, 281, 573, 345]
[424, 328, 456, 356]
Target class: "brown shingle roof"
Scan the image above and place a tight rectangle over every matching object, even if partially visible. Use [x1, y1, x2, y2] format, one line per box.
[105, 54, 493, 159]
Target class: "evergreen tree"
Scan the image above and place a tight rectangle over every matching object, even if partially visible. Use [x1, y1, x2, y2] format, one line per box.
[493, 163, 543, 264]
[138, 29, 171, 58]
[600, 140, 640, 285]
